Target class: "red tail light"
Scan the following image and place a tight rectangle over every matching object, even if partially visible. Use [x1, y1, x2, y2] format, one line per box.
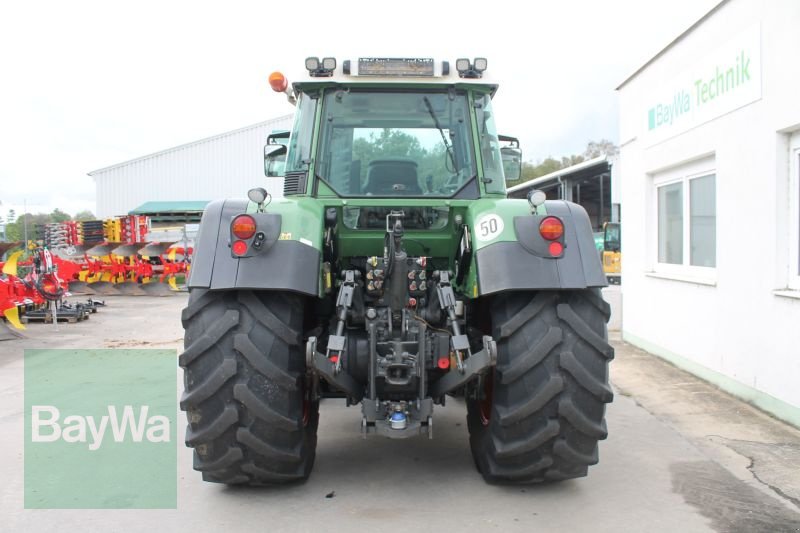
[539, 216, 564, 240]
[232, 215, 256, 239]
[232, 240, 248, 256]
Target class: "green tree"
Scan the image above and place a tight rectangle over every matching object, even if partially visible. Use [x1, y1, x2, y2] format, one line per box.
[561, 154, 585, 167]
[50, 208, 71, 222]
[74, 210, 96, 221]
[521, 157, 563, 181]
[583, 139, 619, 159]
[6, 212, 63, 242]
[7, 209, 16, 224]
[518, 140, 619, 186]
[5, 219, 21, 241]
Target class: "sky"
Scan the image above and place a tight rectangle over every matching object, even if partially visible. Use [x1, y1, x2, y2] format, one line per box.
[0, 0, 720, 219]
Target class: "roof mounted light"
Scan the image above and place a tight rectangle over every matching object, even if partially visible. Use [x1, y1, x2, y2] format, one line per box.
[455, 57, 487, 79]
[268, 71, 288, 92]
[305, 56, 336, 77]
[305, 57, 319, 71]
[268, 70, 296, 105]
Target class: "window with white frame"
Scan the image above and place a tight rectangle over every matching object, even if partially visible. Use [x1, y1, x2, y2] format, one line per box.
[653, 157, 716, 276]
[790, 133, 800, 290]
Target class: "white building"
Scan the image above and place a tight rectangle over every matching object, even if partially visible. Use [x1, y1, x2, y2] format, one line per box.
[618, 0, 800, 426]
[89, 115, 293, 218]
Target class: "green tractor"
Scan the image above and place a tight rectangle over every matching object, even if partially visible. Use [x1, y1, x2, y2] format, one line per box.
[180, 57, 613, 485]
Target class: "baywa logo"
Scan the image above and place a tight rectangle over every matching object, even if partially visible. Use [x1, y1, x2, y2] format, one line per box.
[648, 49, 752, 131]
[24, 349, 177, 509]
[31, 405, 170, 451]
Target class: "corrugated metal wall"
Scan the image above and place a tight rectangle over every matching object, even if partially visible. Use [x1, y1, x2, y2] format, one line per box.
[91, 115, 293, 218]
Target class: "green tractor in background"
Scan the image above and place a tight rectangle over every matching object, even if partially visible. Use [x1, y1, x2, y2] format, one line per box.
[180, 57, 613, 485]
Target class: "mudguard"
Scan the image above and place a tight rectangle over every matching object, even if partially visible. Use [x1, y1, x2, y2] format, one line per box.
[188, 199, 320, 296]
[474, 200, 606, 294]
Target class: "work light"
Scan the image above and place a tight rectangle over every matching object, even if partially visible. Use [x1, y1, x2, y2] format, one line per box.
[305, 57, 320, 71]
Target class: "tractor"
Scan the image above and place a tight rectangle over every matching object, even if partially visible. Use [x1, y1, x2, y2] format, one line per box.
[180, 57, 614, 485]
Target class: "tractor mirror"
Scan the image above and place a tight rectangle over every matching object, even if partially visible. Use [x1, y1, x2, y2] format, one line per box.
[264, 143, 287, 177]
[501, 145, 522, 183]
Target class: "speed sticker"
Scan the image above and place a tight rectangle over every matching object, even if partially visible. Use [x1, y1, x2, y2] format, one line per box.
[475, 214, 504, 242]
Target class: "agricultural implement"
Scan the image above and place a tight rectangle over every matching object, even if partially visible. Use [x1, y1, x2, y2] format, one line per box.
[38, 215, 192, 296]
[0, 244, 103, 329]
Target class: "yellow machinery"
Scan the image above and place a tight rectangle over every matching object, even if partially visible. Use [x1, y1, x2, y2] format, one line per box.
[602, 222, 621, 284]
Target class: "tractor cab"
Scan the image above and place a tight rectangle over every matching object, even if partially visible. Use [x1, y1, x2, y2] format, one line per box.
[264, 57, 520, 199]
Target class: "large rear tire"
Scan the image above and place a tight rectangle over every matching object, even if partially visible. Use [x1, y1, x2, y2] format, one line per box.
[467, 289, 614, 483]
[180, 288, 318, 485]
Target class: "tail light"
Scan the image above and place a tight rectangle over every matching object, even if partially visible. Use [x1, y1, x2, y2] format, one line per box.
[539, 216, 564, 240]
[232, 240, 248, 256]
[232, 215, 256, 239]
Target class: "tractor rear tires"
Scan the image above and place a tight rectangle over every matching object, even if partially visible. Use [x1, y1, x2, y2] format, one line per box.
[180, 289, 318, 485]
[467, 289, 614, 484]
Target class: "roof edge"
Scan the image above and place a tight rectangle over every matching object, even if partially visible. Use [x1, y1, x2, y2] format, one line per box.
[616, 0, 730, 91]
[88, 114, 294, 176]
[506, 155, 610, 193]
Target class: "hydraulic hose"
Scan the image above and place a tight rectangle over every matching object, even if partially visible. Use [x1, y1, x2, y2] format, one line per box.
[35, 273, 64, 301]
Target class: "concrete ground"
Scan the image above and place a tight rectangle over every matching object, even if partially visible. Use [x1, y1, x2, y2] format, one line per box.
[1, 293, 799, 532]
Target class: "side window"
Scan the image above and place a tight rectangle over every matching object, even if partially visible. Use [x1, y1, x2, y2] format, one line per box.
[657, 182, 683, 264]
[474, 93, 506, 194]
[285, 93, 317, 173]
[653, 157, 716, 277]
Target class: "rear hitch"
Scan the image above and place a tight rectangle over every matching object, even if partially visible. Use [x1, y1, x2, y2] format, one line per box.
[429, 335, 497, 398]
[306, 336, 363, 402]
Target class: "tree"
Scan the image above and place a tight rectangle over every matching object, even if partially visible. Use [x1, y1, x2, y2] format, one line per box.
[7, 209, 16, 224]
[6, 212, 63, 242]
[561, 154, 585, 167]
[583, 139, 619, 159]
[521, 157, 563, 181]
[518, 139, 619, 186]
[5, 217, 21, 242]
[50, 208, 71, 223]
[74, 210, 96, 221]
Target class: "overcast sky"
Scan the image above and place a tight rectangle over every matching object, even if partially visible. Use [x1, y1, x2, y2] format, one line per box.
[0, 0, 720, 218]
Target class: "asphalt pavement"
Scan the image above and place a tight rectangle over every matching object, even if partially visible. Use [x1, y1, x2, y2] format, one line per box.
[0, 293, 798, 532]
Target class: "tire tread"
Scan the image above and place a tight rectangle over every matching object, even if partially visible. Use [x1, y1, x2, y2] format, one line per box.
[180, 289, 317, 485]
[467, 289, 613, 484]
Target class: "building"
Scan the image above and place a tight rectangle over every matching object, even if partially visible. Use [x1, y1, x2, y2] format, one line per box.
[617, 0, 800, 425]
[89, 115, 293, 218]
[507, 155, 618, 232]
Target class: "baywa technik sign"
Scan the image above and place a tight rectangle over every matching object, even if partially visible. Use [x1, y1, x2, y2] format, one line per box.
[644, 24, 761, 145]
[24, 349, 177, 509]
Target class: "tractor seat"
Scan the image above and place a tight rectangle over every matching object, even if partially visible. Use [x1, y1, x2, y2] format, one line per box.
[365, 159, 421, 195]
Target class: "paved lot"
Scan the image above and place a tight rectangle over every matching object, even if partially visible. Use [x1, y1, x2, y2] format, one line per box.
[1, 293, 799, 532]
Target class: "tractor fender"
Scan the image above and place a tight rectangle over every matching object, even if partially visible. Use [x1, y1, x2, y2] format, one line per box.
[187, 199, 320, 296]
[474, 200, 607, 295]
